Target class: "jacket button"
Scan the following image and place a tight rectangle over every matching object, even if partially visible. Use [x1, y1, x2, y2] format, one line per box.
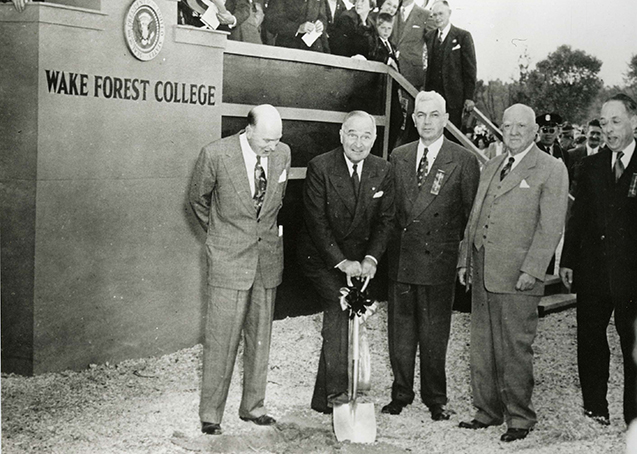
[258, 238, 262, 242]
[601, 235, 605, 240]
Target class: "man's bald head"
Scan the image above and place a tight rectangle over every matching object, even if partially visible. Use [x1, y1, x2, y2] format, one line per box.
[246, 104, 283, 156]
[501, 104, 538, 155]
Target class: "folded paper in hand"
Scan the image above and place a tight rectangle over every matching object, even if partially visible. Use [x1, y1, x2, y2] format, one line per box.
[302, 29, 322, 47]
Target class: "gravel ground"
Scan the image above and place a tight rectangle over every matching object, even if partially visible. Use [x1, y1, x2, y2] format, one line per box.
[1, 305, 629, 453]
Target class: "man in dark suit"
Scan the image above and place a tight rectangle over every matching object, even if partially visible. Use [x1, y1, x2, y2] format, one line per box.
[264, 0, 330, 52]
[180, 0, 251, 40]
[382, 91, 480, 420]
[559, 122, 576, 153]
[560, 93, 637, 427]
[297, 111, 395, 414]
[424, 0, 476, 130]
[567, 119, 602, 193]
[458, 104, 569, 442]
[324, 0, 349, 46]
[189, 105, 291, 435]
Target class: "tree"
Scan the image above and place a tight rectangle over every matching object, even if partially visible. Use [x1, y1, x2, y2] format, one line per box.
[622, 54, 637, 100]
[475, 79, 511, 125]
[522, 45, 603, 124]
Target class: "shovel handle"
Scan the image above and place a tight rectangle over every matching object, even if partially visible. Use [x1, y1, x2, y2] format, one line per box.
[346, 275, 371, 291]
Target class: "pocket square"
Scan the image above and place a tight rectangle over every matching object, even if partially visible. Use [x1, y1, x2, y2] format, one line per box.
[520, 179, 530, 188]
[452, 44, 461, 50]
[412, 25, 421, 28]
[278, 169, 287, 183]
[372, 191, 384, 198]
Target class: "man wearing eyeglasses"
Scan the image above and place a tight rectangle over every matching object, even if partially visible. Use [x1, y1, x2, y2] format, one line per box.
[536, 113, 570, 173]
[297, 111, 395, 414]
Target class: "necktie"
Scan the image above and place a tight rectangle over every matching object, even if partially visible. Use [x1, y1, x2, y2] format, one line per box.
[417, 148, 429, 188]
[438, 31, 443, 44]
[500, 156, 515, 181]
[253, 156, 267, 215]
[352, 163, 360, 198]
[614, 151, 625, 182]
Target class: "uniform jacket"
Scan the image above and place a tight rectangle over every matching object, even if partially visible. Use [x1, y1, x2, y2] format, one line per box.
[298, 148, 395, 269]
[390, 4, 432, 89]
[265, 0, 330, 52]
[189, 132, 291, 290]
[561, 145, 637, 298]
[458, 145, 569, 295]
[388, 138, 480, 285]
[424, 24, 477, 112]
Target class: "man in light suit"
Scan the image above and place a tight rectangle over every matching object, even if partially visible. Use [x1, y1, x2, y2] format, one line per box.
[297, 111, 395, 414]
[457, 104, 569, 442]
[189, 105, 291, 435]
[424, 0, 476, 130]
[382, 91, 479, 420]
[560, 93, 637, 427]
[390, 0, 431, 90]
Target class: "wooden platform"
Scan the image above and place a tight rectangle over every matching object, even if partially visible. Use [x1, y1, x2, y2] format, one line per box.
[538, 274, 576, 317]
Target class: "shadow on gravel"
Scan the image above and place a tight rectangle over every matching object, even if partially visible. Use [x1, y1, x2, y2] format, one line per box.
[171, 418, 409, 454]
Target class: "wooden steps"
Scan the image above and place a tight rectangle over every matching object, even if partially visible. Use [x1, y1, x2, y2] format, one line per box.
[539, 274, 576, 317]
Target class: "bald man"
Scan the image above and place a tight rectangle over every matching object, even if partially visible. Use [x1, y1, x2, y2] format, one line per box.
[457, 104, 568, 442]
[189, 105, 292, 435]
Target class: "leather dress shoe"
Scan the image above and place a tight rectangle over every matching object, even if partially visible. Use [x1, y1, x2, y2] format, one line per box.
[430, 405, 454, 421]
[500, 427, 530, 442]
[459, 419, 491, 429]
[311, 405, 333, 415]
[201, 422, 222, 435]
[381, 400, 406, 415]
[240, 414, 277, 426]
[584, 410, 610, 426]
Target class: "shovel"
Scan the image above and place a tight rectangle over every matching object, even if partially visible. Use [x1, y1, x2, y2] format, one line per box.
[333, 277, 377, 444]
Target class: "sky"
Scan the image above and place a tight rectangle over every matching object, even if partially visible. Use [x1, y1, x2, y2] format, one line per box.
[444, 0, 637, 87]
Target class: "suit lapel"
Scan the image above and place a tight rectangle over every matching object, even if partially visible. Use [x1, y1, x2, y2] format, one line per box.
[328, 150, 357, 215]
[398, 143, 419, 206]
[261, 149, 283, 212]
[613, 141, 637, 205]
[409, 141, 458, 221]
[222, 134, 255, 214]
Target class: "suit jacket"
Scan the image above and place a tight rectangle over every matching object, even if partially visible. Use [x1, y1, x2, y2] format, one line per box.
[265, 0, 330, 52]
[390, 4, 432, 89]
[179, 0, 251, 41]
[329, 9, 377, 58]
[561, 145, 637, 298]
[372, 35, 399, 66]
[537, 141, 570, 175]
[388, 138, 480, 285]
[458, 145, 569, 295]
[298, 148, 395, 269]
[324, 0, 348, 40]
[424, 24, 477, 112]
[189, 132, 292, 290]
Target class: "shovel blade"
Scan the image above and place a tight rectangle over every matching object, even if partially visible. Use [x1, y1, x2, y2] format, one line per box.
[333, 402, 376, 444]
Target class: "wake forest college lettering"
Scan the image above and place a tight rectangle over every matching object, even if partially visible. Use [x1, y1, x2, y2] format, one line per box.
[44, 70, 216, 106]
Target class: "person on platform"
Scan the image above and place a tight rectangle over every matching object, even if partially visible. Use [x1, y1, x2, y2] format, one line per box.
[179, 0, 252, 41]
[330, 0, 377, 59]
[457, 103, 569, 442]
[383, 91, 480, 420]
[264, 0, 330, 53]
[370, 0, 399, 24]
[424, 0, 476, 131]
[559, 93, 637, 427]
[372, 12, 399, 68]
[535, 112, 570, 170]
[390, 0, 431, 90]
[189, 105, 291, 435]
[567, 118, 602, 193]
[297, 111, 395, 414]
[323, 0, 350, 48]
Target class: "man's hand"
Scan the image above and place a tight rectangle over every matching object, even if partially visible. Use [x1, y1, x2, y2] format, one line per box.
[515, 272, 536, 291]
[298, 21, 315, 34]
[217, 11, 236, 25]
[12, 0, 29, 12]
[338, 260, 362, 279]
[360, 257, 377, 280]
[458, 267, 471, 287]
[464, 99, 475, 112]
[559, 267, 573, 291]
[314, 20, 324, 34]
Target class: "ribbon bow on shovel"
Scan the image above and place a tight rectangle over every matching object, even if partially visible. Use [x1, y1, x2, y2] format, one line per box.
[339, 276, 378, 320]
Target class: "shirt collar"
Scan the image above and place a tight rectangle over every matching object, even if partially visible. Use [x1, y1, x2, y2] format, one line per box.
[402, 1, 415, 18]
[439, 23, 451, 41]
[343, 153, 364, 176]
[505, 142, 534, 170]
[417, 134, 444, 166]
[586, 143, 598, 156]
[240, 132, 268, 172]
[612, 139, 636, 167]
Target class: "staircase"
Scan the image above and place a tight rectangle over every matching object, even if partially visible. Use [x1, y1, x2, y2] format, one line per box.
[538, 274, 576, 317]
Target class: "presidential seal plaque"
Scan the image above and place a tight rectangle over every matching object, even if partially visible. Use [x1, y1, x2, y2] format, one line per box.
[125, 0, 165, 61]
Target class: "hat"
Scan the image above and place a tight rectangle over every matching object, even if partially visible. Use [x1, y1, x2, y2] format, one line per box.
[536, 113, 563, 127]
[561, 122, 574, 131]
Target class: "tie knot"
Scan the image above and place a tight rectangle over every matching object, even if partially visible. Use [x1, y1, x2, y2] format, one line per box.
[256, 156, 261, 164]
[353, 163, 358, 173]
[423, 147, 429, 156]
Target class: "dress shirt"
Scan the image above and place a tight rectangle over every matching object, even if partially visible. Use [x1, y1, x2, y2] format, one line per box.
[401, 1, 415, 21]
[503, 142, 533, 172]
[586, 143, 599, 156]
[438, 22, 451, 42]
[240, 132, 268, 197]
[611, 140, 635, 170]
[416, 134, 443, 175]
